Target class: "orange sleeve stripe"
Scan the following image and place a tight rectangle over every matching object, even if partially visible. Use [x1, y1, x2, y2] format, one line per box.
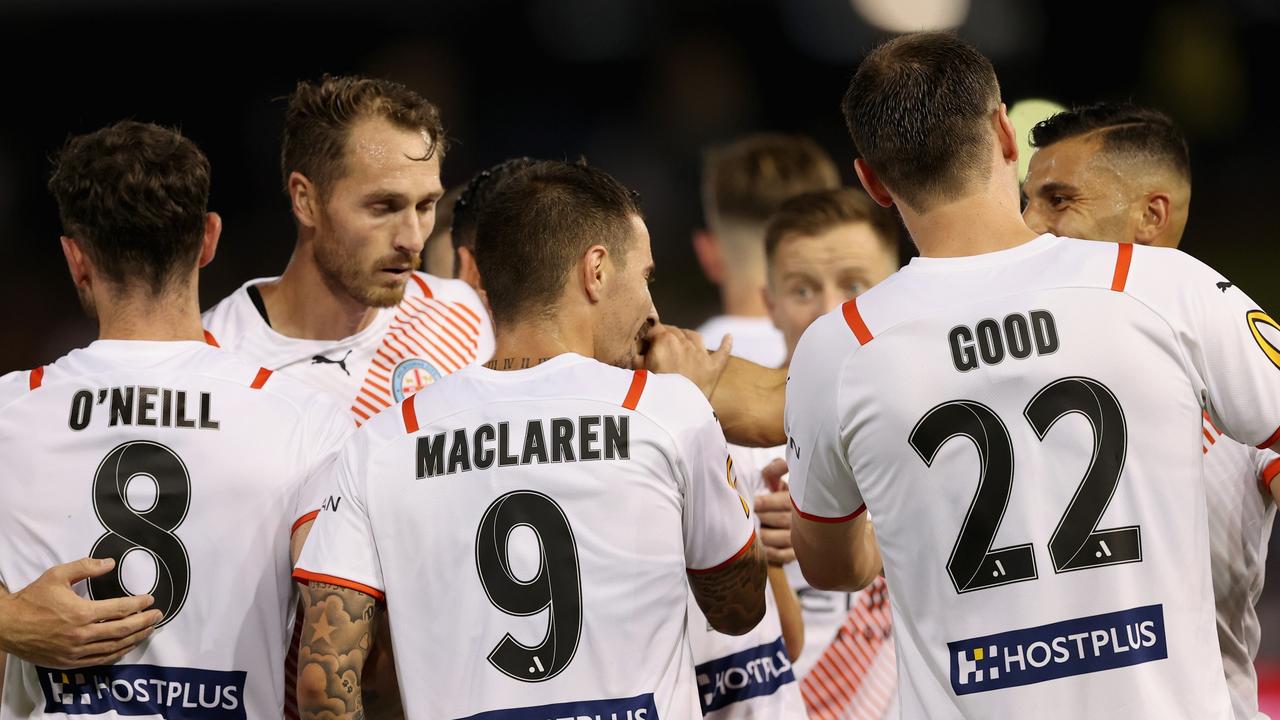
[410, 273, 433, 299]
[687, 530, 757, 575]
[291, 510, 320, 535]
[1110, 243, 1133, 292]
[841, 298, 874, 345]
[292, 569, 385, 602]
[401, 396, 419, 434]
[203, 329, 220, 347]
[1260, 424, 1280, 451]
[1262, 457, 1280, 489]
[250, 367, 273, 389]
[791, 494, 868, 524]
[28, 366, 44, 391]
[622, 369, 648, 410]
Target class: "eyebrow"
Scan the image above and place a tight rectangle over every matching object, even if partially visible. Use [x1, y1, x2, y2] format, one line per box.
[1032, 181, 1079, 197]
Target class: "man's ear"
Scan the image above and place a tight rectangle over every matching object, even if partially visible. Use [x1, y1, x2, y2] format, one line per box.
[692, 230, 724, 285]
[457, 245, 483, 290]
[1134, 192, 1172, 246]
[581, 245, 610, 303]
[60, 235, 92, 289]
[854, 159, 894, 208]
[994, 103, 1018, 163]
[288, 171, 321, 229]
[198, 212, 222, 268]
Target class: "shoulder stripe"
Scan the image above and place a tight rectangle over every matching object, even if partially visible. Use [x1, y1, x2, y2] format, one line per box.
[687, 530, 756, 575]
[410, 274, 433, 299]
[1260, 424, 1280, 451]
[791, 494, 868, 524]
[292, 569, 385, 602]
[1110, 243, 1133, 292]
[401, 396, 420, 434]
[841, 298, 873, 345]
[203, 329, 220, 347]
[250, 367, 273, 389]
[28, 366, 44, 391]
[622, 369, 648, 410]
[1262, 457, 1280, 490]
[291, 510, 320, 535]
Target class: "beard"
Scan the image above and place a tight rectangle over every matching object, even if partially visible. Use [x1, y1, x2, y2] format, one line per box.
[314, 233, 421, 309]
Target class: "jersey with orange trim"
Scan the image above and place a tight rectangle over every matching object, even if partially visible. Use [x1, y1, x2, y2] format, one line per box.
[1200, 413, 1278, 720]
[201, 271, 495, 426]
[786, 235, 1280, 719]
[0, 340, 351, 720]
[294, 353, 754, 720]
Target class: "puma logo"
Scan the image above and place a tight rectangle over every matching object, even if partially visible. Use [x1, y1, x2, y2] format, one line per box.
[311, 350, 353, 376]
[1217, 281, 1235, 293]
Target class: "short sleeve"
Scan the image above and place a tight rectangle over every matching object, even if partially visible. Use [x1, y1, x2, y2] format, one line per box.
[785, 310, 864, 522]
[659, 379, 755, 572]
[291, 397, 357, 531]
[292, 433, 384, 601]
[1257, 448, 1280, 490]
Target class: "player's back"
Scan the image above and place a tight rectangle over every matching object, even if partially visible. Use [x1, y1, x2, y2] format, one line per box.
[295, 352, 757, 720]
[0, 340, 351, 720]
[786, 234, 1280, 718]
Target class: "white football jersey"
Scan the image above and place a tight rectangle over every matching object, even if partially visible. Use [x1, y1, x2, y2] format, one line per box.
[698, 315, 787, 368]
[1200, 412, 1280, 720]
[0, 340, 351, 720]
[295, 355, 758, 720]
[201, 272, 494, 427]
[686, 444, 806, 719]
[787, 235, 1280, 719]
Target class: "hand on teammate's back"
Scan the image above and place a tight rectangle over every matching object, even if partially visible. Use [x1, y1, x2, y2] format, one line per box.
[0, 557, 162, 668]
[755, 458, 795, 565]
[638, 323, 732, 397]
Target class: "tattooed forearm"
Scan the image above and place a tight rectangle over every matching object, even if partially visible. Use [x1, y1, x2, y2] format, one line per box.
[688, 537, 767, 636]
[483, 356, 552, 370]
[297, 582, 378, 720]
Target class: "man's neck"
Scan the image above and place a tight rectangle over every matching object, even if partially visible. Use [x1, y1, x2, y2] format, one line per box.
[97, 289, 205, 342]
[257, 245, 381, 341]
[904, 193, 1040, 259]
[487, 316, 591, 371]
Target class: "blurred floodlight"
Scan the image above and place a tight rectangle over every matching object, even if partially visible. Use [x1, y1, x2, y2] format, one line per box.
[851, 0, 969, 33]
[1009, 98, 1067, 183]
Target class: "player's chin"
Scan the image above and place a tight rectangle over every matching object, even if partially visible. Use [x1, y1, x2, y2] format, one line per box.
[361, 276, 409, 308]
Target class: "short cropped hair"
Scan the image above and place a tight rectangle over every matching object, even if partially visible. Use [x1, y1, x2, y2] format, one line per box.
[48, 120, 211, 293]
[841, 32, 1000, 213]
[764, 188, 900, 263]
[1030, 102, 1190, 182]
[474, 161, 642, 327]
[452, 157, 538, 252]
[701, 133, 840, 232]
[281, 74, 445, 195]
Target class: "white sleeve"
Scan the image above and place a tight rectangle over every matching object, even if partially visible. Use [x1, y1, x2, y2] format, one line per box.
[785, 311, 864, 521]
[292, 430, 384, 601]
[1145, 252, 1280, 449]
[653, 378, 755, 572]
[291, 397, 357, 531]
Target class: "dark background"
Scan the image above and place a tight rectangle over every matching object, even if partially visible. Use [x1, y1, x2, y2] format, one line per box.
[2, 0, 1278, 681]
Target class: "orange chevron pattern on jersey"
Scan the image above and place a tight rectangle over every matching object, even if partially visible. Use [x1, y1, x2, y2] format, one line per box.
[800, 576, 897, 720]
[350, 277, 484, 424]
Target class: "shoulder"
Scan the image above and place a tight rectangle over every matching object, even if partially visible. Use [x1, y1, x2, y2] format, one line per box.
[201, 277, 274, 343]
[407, 273, 484, 314]
[0, 367, 40, 413]
[627, 369, 719, 434]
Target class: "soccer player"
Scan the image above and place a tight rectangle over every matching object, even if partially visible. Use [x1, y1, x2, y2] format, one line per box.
[0, 121, 351, 717]
[786, 32, 1280, 718]
[695, 134, 841, 367]
[293, 160, 767, 720]
[1022, 102, 1280, 720]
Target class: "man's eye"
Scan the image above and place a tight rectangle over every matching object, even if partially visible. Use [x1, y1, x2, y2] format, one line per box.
[790, 286, 815, 300]
[370, 203, 392, 215]
[847, 282, 865, 297]
[1049, 195, 1069, 209]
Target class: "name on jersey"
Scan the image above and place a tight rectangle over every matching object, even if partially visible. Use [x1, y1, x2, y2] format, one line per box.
[949, 310, 1059, 372]
[455, 692, 657, 720]
[947, 604, 1167, 696]
[36, 663, 245, 719]
[417, 416, 629, 479]
[68, 386, 220, 432]
[695, 636, 796, 714]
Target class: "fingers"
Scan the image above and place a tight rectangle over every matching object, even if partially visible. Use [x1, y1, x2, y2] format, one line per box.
[760, 526, 792, 551]
[83, 608, 164, 642]
[754, 489, 791, 516]
[50, 557, 114, 584]
[90, 593, 156, 623]
[73, 622, 157, 663]
[760, 458, 789, 493]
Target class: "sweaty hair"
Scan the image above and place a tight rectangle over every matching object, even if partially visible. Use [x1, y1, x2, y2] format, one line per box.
[841, 32, 1001, 214]
[701, 133, 840, 234]
[474, 160, 642, 327]
[452, 157, 539, 252]
[281, 74, 446, 195]
[48, 120, 211, 294]
[764, 188, 900, 263]
[1030, 102, 1190, 182]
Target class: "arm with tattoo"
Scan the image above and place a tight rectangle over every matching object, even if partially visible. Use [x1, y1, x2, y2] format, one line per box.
[687, 537, 768, 636]
[297, 582, 378, 720]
